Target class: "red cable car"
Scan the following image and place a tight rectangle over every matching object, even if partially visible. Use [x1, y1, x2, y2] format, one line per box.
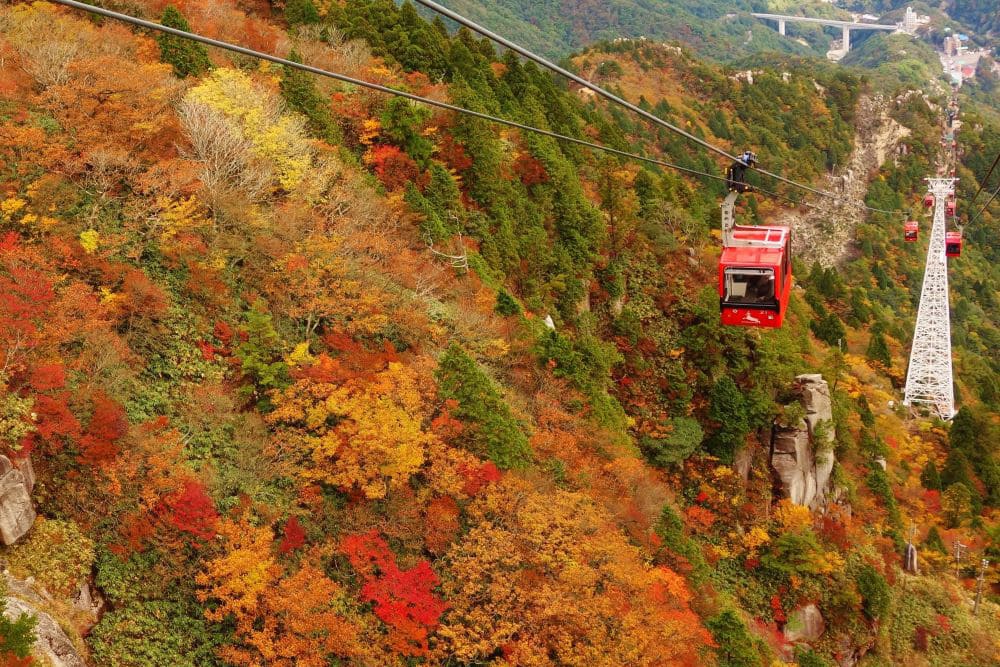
[719, 226, 792, 328]
[924, 194, 935, 208]
[945, 231, 962, 257]
[904, 220, 918, 242]
[718, 151, 791, 328]
[946, 200, 956, 217]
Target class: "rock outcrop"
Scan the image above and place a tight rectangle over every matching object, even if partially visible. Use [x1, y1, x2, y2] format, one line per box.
[770, 375, 836, 511]
[772, 93, 911, 267]
[3, 573, 86, 667]
[3, 596, 85, 667]
[784, 603, 825, 643]
[0, 455, 35, 545]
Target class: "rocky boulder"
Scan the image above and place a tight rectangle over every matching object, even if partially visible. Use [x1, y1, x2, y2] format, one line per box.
[784, 603, 825, 643]
[770, 375, 836, 511]
[0, 455, 35, 545]
[3, 595, 85, 667]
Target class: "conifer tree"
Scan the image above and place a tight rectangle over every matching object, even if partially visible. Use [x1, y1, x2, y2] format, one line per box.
[435, 344, 531, 469]
[281, 51, 339, 144]
[707, 376, 750, 465]
[920, 460, 942, 491]
[158, 6, 211, 78]
[866, 327, 891, 368]
[811, 311, 846, 347]
[285, 0, 320, 26]
[494, 290, 520, 317]
[924, 525, 947, 554]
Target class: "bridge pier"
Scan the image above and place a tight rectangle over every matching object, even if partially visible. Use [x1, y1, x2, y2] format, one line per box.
[778, 19, 785, 36]
[842, 26, 850, 51]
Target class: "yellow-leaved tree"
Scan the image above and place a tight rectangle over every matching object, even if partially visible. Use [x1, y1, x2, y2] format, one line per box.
[196, 517, 361, 666]
[434, 477, 715, 665]
[268, 360, 436, 498]
[179, 68, 313, 202]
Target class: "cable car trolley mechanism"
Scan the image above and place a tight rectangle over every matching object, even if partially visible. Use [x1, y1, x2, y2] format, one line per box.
[719, 152, 792, 328]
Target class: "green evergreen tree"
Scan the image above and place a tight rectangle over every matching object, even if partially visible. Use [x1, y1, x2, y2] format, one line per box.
[866, 328, 892, 368]
[424, 163, 462, 220]
[948, 407, 979, 456]
[0, 605, 35, 660]
[157, 6, 211, 78]
[854, 564, 890, 620]
[281, 51, 340, 144]
[924, 525, 947, 554]
[706, 609, 763, 667]
[811, 311, 846, 347]
[380, 97, 434, 165]
[285, 0, 320, 26]
[866, 463, 901, 528]
[494, 290, 520, 316]
[856, 394, 875, 428]
[847, 288, 871, 326]
[235, 302, 289, 406]
[920, 460, 942, 491]
[707, 376, 750, 465]
[641, 417, 703, 468]
[435, 344, 532, 469]
[941, 448, 975, 490]
[404, 182, 448, 242]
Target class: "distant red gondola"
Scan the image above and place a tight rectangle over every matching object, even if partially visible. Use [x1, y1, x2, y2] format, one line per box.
[924, 194, 935, 208]
[946, 200, 956, 217]
[945, 231, 962, 257]
[904, 220, 918, 242]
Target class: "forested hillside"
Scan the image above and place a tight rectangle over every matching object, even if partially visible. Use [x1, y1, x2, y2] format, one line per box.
[0, 1, 998, 666]
[422, 0, 828, 61]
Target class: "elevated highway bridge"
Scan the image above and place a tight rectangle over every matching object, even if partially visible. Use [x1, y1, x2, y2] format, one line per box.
[751, 12, 898, 51]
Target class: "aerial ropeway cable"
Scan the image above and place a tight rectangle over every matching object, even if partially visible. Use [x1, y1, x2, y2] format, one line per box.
[48, 0, 823, 212]
[968, 183, 1000, 227]
[968, 152, 1000, 208]
[414, 0, 863, 202]
[54, 0, 922, 332]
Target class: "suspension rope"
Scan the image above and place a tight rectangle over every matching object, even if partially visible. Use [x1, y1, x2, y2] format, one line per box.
[413, 0, 844, 202]
[968, 152, 1000, 208]
[50, 0, 829, 212]
[968, 183, 1000, 227]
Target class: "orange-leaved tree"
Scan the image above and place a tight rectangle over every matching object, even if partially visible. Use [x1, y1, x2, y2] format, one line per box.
[435, 477, 715, 665]
[197, 516, 360, 666]
[267, 359, 437, 498]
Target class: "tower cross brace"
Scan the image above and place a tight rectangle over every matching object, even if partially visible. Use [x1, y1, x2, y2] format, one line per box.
[903, 178, 957, 420]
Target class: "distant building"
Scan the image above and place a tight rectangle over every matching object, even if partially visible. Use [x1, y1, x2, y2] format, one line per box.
[900, 7, 930, 35]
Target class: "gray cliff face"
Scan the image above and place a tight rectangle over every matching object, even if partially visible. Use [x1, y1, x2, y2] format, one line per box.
[0, 455, 35, 546]
[4, 594, 85, 667]
[770, 374, 836, 511]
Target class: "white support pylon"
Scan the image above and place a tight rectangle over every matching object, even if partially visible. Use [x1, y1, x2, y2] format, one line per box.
[903, 178, 957, 420]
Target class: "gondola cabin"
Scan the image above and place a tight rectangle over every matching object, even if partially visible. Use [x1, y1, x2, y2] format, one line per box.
[946, 200, 956, 217]
[924, 194, 935, 208]
[719, 226, 791, 328]
[945, 231, 962, 257]
[904, 220, 918, 242]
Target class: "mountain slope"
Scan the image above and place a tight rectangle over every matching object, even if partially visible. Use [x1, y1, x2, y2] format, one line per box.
[428, 0, 821, 60]
[0, 1, 997, 666]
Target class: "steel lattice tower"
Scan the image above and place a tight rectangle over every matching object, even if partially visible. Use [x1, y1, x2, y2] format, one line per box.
[903, 178, 957, 419]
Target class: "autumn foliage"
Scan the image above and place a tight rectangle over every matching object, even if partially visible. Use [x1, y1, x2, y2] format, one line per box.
[2, 3, 997, 667]
[341, 530, 447, 656]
